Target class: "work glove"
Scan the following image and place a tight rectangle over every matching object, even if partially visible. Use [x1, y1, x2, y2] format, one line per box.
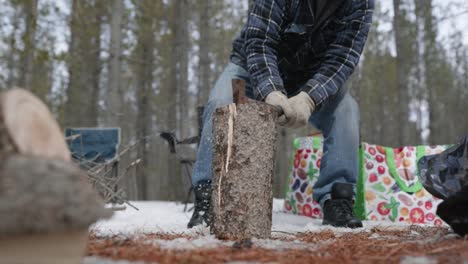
[288, 92, 315, 128]
[265, 91, 296, 127]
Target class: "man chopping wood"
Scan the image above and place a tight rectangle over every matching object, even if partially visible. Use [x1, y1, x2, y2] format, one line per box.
[189, 0, 374, 229]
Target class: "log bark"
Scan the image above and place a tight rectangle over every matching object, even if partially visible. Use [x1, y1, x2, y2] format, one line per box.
[211, 79, 279, 240]
[0, 155, 112, 236]
[0, 89, 111, 237]
[0, 230, 88, 264]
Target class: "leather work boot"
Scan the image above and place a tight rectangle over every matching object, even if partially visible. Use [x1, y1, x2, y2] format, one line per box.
[322, 182, 363, 228]
[187, 180, 212, 228]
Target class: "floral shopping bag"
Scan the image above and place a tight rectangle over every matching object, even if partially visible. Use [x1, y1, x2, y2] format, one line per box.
[284, 136, 449, 226]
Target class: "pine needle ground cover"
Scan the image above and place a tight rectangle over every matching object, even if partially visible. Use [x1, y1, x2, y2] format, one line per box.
[85, 201, 468, 263]
[87, 227, 468, 264]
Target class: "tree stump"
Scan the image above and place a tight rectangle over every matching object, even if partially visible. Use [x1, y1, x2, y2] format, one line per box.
[211, 79, 279, 240]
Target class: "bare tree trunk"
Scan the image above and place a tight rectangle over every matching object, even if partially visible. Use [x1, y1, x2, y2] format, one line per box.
[104, 0, 124, 127]
[18, 0, 38, 91]
[211, 80, 278, 240]
[417, 0, 439, 145]
[89, 1, 103, 124]
[64, 0, 103, 128]
[166, 0, 189, 201]
[6, 13, 20, 89]
[121, 99, 139, 200]
[177, 0, 190, 139]
[392, 0, 418, 146]
[248, 0, 254, 13]
[134, 1, 157, 200]
[393, 0, 406, 147]
[197, 0, 212, 106]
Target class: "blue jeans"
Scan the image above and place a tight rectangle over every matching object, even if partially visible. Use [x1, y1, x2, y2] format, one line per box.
[192, 63, 360, 208]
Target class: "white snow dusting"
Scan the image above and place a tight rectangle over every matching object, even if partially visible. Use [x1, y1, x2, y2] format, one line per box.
[152, 236, 233, 250]
[92, 201, 199, 236]
[83, 257, 150, 264]
[91, 199, 423, 251]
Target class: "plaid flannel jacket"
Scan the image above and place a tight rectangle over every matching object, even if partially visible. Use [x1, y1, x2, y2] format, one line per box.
[231, 0, 374, 106]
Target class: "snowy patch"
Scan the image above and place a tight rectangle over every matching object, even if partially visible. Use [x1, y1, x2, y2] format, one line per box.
[92, 201, 197, 236]
[93, 199, 310, 236]
[91, 200, 436, 251]
[252, 238, 319, 251]
[272, 198, 285, 212]
[400, 256, 437, 264]
[92, 200, 420, 236]
[152, 235, 233, 250]
[83, 256, 151, 264]
[146, 235, 322, 251]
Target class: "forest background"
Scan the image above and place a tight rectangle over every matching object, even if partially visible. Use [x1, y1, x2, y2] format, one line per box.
[0, 0, 467, 200]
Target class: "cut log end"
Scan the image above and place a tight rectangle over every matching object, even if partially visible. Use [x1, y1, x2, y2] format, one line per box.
[0, 88, 71, 162]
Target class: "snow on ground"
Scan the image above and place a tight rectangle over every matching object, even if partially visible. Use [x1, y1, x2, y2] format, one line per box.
[93, 199, 299, 236]
[83, 257, 148, 264]
[87, 199, 335, 263]
[93, 201, 196, 236]
[92, 199, 411, 239]
[87, 200, 450, 263]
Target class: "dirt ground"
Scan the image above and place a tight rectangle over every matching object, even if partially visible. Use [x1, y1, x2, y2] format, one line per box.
[87, 226, 468, 264]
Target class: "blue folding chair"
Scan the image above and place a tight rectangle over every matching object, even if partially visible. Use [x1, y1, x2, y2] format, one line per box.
[65, 127, 122, 205]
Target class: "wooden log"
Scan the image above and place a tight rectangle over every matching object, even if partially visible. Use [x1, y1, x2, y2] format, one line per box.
[0, 89, 110, 232]
[0, 230, 89, 264]
[0, 89, 111, 263]
[211, 79, 279, 240]
[0, 155, 111, 264]
[0, 155, 112, 236]
[0, 88, 70, 161]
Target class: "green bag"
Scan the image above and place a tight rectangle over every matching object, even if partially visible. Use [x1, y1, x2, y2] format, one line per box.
[284, 136, 449, 226]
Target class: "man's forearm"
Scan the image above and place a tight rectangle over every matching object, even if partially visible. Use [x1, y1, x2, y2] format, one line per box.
[244, 0, 287, 101]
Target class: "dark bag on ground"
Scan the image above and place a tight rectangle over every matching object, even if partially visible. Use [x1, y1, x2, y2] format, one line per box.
[418, 136, 468, 236]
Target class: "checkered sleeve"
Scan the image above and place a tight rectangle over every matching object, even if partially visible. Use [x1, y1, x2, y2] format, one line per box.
[301, 0, 374, 106]
[244, 0, 287, 101]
